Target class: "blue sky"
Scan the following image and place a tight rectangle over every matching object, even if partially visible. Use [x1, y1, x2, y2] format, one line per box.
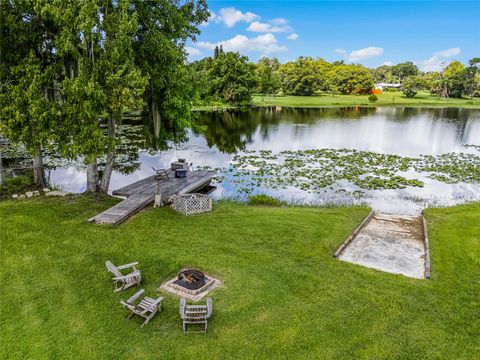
[186, 1, 480, 70]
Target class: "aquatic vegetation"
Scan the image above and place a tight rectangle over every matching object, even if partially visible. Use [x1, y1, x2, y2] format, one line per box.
[221, 146, 480, 194]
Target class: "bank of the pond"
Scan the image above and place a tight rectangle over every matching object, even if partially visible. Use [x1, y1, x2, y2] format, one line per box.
[195, 92, 480, 110]
[1, 196, 479, 359]
[252, 93, 480, 108]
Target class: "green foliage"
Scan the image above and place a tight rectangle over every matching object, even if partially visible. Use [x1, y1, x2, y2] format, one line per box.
[248, 194, 283, 206]
[368, 94, 378, 102]
[0, 0, 209, 191]
[371, 64, 393, 83]
[463, 58, 480, 98]
[327, 65, 375, 94]
[0, 52, 60, 156]
[0, 173, 34, 198]
[402, 75, 427, 98]
[392, 61, 419, 82]
[255, 57, 282, 95]
[205, 50, 258, 105]
[279, 57, 331, 95]
[133, 0, 209, 149]
[444, 61, 466, 98]
[427, 59, 480, 99]
[402, 88, 417, 98]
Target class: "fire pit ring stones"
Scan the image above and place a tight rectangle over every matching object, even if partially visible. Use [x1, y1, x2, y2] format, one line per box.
[159, 268, 222, 301]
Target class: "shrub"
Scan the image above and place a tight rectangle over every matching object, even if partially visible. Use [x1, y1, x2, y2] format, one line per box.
[403, 88, 417, 98]
[248, 194, 283, 207]
[368, 94, 378, 102]
[402, 75, 426, 98]
[0, 173, 35, 198]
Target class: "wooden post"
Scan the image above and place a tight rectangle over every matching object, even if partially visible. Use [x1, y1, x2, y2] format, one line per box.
[154, 176, 162, 207]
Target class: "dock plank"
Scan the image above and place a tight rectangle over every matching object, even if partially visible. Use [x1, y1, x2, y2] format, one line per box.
[88, 194, 154, 225]
[90, 170, 217, 226]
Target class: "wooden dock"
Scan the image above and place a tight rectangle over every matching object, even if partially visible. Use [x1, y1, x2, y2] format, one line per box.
[89, 169, 216, 226]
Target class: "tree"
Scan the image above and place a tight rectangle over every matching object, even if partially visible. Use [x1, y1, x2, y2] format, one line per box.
[327, 65, 375, 94]
[189, 56, 215, 103]
[279, 57, 331, 96]
[255, 57, 282, 96]
[402, 75, 426, 98]
[464, 58, 480, 98]
[371, 65, 393, 83]
[208, 51, 257, 105]
[0, 2, 60, 187]
[132, 0, 208, 151]
[392, 62, 419, 83]
[1, 0, 209, 193]
[444, 61, 466, 98]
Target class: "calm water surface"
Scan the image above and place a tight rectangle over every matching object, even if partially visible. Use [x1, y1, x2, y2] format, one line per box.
[50, 107, 480, 214]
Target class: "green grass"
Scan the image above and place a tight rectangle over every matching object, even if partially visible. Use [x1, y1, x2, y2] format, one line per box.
[0, 173, 37, 199]
[252, 92, 480, 108]
[1, 196, 479, 359]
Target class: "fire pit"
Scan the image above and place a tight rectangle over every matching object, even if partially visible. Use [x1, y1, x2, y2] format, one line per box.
[159, 268, 222, 301]
[174, 269, 206, 290]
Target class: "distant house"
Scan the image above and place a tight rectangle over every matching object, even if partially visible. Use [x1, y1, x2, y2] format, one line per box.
[375, 82, 402, 91]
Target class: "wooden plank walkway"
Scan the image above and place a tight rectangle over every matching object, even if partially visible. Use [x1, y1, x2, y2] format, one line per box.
[89, 170, 216, 226]
[335, 212, 429, 279]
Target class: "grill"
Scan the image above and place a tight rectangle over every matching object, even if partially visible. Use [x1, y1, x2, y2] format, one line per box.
[174, 269, 206, 290]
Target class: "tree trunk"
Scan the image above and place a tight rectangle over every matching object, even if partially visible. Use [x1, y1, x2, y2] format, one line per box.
[151, 99, 161, 138]
[99, 118, 115, 194]
[100, 151, 115, 194]
[0, 150, 4, 186]
[86, 159, 98, 193]
[33, 152, 45, 188]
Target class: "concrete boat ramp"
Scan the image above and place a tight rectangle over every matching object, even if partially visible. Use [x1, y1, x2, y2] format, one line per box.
[335, 212, 430, 279]
[89, 169, 216, 226]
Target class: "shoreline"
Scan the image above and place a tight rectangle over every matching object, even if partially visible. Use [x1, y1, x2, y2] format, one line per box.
[194, 93, 480, 111]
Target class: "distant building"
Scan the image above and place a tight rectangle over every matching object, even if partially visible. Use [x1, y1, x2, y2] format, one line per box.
[375, 82, 402, 91]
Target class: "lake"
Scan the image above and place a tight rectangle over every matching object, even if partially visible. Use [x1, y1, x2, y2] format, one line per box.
[49, 107, 480, 214]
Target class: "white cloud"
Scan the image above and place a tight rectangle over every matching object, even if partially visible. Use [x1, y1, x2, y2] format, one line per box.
[421, 47, 461, 72]
[185, 46, 202, 56]
[271, 18, 288, 25]
[247, 21, 292, 33]
[382, 61, 393, 66]
[197, 33, 287, 55]
[215, 7, 259, 27]
[335, 48, 347, 55]
[347, 47, 384, 61]
[433, 47, 460, 58]
[422, 56, 447, 72]
[287, 33, 299, 41]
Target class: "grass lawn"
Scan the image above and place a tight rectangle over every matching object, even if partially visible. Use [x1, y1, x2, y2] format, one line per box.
[252, 92, 480, 108]
[1, 197, 479, 359]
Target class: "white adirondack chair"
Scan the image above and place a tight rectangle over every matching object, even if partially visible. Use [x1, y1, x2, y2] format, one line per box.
[121, 289, 164, 327]
[179, 298, 213, 333]
[105, 260, 142, 292]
